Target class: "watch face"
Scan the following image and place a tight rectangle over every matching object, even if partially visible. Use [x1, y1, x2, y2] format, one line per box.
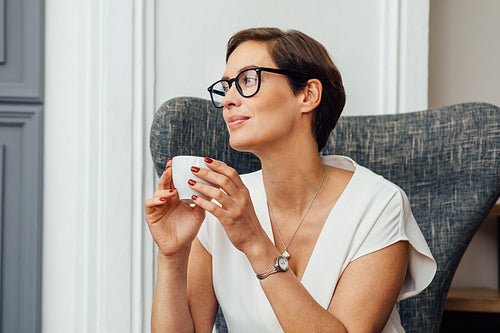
[278, 256, 289, 271]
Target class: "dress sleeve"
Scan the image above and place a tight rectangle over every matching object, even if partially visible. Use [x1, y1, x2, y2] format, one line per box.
[352, 187, 436, 301]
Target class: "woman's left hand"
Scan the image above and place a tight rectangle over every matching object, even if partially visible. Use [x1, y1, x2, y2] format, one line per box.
[188, 157, 269, 257]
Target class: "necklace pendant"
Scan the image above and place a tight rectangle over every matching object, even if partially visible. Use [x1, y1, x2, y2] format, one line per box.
[282, 250, 291, 259]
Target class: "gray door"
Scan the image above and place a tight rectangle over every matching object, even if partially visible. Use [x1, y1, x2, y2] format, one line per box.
[0, 0, 44, 331]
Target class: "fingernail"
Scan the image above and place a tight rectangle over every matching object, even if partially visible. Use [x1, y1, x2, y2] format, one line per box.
[169, 189, 175, 193]
[159, 197, 167, 201]
[191, 166, 200, 172]
[204, 157, 213, 164]
[188, 179, 196, 186]
[192, 195, 198, 200]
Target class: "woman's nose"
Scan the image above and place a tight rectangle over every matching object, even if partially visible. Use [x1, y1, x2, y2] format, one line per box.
[221, 84, 242, 108]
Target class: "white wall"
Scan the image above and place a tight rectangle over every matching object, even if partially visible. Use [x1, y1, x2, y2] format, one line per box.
[429, 0, 500, 289]
[429, 0, 500, 108]
[156, 0, 429, 115]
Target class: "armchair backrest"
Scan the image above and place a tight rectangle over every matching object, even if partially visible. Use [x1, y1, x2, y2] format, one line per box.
[150, 97, 500, 332]
[323, 102, 500, 332]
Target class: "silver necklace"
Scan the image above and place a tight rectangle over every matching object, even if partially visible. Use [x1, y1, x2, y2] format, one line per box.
[267, 165, 326, 260]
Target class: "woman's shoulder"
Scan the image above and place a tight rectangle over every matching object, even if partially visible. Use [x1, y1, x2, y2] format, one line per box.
[321, 154, 404, 197]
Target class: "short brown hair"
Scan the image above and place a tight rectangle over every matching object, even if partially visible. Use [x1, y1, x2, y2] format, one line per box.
[226, 27, 346, 151]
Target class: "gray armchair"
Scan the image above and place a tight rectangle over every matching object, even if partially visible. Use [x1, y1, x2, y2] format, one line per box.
[150, 97, 500, 332]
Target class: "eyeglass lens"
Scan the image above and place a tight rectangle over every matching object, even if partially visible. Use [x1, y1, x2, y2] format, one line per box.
[209, 68, 260, 108]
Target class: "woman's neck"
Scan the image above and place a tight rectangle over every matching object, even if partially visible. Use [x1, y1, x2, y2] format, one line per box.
[258, 145, 325, 215]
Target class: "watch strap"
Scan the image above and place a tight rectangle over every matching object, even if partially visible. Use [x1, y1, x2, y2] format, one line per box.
[256, 256, 288, 280]
[256, 265, 277, 280]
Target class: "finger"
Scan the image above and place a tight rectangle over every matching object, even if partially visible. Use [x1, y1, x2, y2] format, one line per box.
[166, 158, 175, 188]
[145, 189, 178, 220]
[188, 179, 232, 208]
[191, 165, 239, 197]
[153, 188, 177, 198]
[158, 158, 173, 190]
[191, 194, 225, 218]
[204, 157, 244, 188]
[202, 157, 244, 189]
[144, 196, 167, 216]
[148, 188, 177, 204]
[169, 174, 174, 189]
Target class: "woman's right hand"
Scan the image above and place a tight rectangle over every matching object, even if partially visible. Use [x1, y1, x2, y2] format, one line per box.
[145, 159, 206, 259]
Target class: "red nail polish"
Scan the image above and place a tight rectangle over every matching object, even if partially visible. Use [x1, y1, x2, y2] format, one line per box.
[188, 179, 196, 186]
[192, 195, 198, 200]
[159, 197, 167, 201]
[204, 157, 213, 164]
[191, 166, 200, 172]
[169, 189, 175, 193]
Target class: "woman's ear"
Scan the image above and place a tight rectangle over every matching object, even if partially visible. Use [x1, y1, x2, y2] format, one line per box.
[300, 79, 322, 114]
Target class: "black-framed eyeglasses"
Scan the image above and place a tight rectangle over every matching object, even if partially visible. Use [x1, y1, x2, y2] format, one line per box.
[207, 67, 307, 109]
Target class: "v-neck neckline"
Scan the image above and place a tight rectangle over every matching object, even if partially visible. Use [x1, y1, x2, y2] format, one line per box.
[255, 156, 359, 285]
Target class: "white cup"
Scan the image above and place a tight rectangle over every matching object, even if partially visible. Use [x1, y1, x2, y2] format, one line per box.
[172, 156, 214, 206]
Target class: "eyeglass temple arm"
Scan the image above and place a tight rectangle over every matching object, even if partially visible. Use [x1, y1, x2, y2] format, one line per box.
[211, 90, 225, 97]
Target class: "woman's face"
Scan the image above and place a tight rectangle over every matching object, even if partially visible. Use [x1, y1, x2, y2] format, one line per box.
[221, 41, 304, 153]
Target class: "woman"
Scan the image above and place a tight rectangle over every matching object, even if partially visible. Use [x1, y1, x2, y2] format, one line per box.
[145, 28, 436, 332]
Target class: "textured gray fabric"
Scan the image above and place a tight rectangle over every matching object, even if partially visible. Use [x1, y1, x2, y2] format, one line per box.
[150, 97, 500, 333]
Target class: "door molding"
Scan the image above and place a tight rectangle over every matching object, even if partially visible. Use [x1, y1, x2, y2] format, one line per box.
[0, 105, 43, 332]
[0, 0, 44, 102]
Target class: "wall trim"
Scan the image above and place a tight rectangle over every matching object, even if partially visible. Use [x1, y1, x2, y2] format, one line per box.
[78, 0, 157, 331]
[43, 0, 156, 332]
[379, 0, 429, 114]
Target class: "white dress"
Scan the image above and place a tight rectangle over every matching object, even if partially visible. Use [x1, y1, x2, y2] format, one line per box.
[197, 155, 436, 332]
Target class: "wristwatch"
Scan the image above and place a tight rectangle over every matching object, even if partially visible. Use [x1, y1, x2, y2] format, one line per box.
[256, 255, 289, 280]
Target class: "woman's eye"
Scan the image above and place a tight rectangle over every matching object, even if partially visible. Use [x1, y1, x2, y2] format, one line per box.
[242, 76, 257, 86]
[245, 76, 256, 83]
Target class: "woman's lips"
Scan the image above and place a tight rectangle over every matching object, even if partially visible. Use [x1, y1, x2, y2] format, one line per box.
[227, 115, 250, 129]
